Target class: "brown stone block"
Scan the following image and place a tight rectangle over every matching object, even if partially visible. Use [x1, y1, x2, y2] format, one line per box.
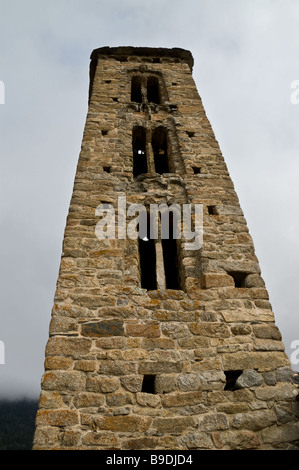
[142, 337, 176, 350]
[35, 409, 79, 427]
[44, 356, 73, 370]
[90, 415, 152, 433]
[255, 383, 298, 401]
[162, 391, 203, 407]
[126, 323, 160, 338]
[253, 324, 282, 340]
[222, 351, 290, 371]
[33, 426, 61, 448]
[212, 430, 261, 449]
[45, 337, 92, 359]
[123, 437, 159, 450]
[189, 322, 230, 338]
[180, 432, 214, 449]
[38, 391, 66, 409]
[86, 375, 119, 393]
[201, 273, 235, 289]
[99, 360, 137, 376]
[74, 360, 97, 371]
[82, 432, 119, 448]
[81, 320, 124, 337]
[153, 417, 197, 434]
[121, 375, 143, 392]
[74, 392, 105, 408]
[139, 361, 182, 374]
[42, 371, 86, 391]
[231, 410, 277, 431]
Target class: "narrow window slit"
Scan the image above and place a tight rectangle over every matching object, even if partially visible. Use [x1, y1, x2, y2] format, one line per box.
[142, 375, 156, 394]
[161, 210, 181, 290]
[132, 126, 147, 177]
[227, 271, 248, 288]
[147, 76, 161, 104]
[152, 126, 169, 174]
[131, 76, 142, 103]
[138, 211, 157, 290]
[224, 370, 243, 391]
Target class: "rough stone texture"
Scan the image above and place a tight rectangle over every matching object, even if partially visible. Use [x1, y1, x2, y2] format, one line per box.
[33, 46, 299, 450]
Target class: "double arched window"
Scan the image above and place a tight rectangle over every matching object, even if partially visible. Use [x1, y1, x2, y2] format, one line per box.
[131, 74, 162, 105]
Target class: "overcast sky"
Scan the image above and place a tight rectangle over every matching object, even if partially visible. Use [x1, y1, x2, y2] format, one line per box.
[0, 0, 299, 399]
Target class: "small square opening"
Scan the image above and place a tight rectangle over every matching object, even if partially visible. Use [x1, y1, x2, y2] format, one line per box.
[102, 130, 108, 136]
[192, 167, 201, 175]
[103, 166, 111, 173]
[224, 370, 243, 391]
[227, 271, 248, 288]
[208, 205, 217, 215]
[186, 131, 195, 138]
[112, 97, 119, 102]
[142, 375, 156, 394]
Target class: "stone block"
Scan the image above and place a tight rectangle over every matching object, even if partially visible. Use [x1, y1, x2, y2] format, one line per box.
[45, 337, 91, 359]
[198, 413, 229, 431]
[153, 417, 197, 434]
[42, 371, 86, 391]
[201, 273, 235, 289]
[121, 375, 143, 392]
[235, 370, 263, 389]
[86, 415, 152, 433]
[161, 391, 203, 408]
[35, 409, 78, 427]
[81, 320, 124, 337]
[221, 351, 289, 371]
[139, 361, 182, 374]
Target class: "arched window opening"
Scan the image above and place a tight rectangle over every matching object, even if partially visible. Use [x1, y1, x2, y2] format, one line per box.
[147, 76, 160, 104]
[131, 76, 142, 103]
[152, 126, 169, 174]
[161, 210, 181, 290]
[132, 126, 147, 177]
[138, 211, 157, 290]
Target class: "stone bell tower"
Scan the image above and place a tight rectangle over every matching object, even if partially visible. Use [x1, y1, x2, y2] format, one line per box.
[33, 47, 299, 450]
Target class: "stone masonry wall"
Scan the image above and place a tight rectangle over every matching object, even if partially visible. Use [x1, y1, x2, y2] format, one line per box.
[33, 47, 299, 450]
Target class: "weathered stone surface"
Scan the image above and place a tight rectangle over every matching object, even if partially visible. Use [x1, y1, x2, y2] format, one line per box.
[153, 417, 197, 434]
[82, 432, 119, 448]
[198, 413, 229, 431]
[121, 375, 143, 392]
[83, 414, 152, 432]
[235, 370, 263, 389]
[180, 432, 214, 449]
[231, 410, 277, 431]
[35, 409, 78, 427]
[222, 351, 289, 371]
[126, 323, 160, 338]
[81, 320, 124, 337]
[45, 337, 91, 359]
[162, 391, 203, 408]
[255, 383, 298, 401]
[42, 371, 86, 391]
